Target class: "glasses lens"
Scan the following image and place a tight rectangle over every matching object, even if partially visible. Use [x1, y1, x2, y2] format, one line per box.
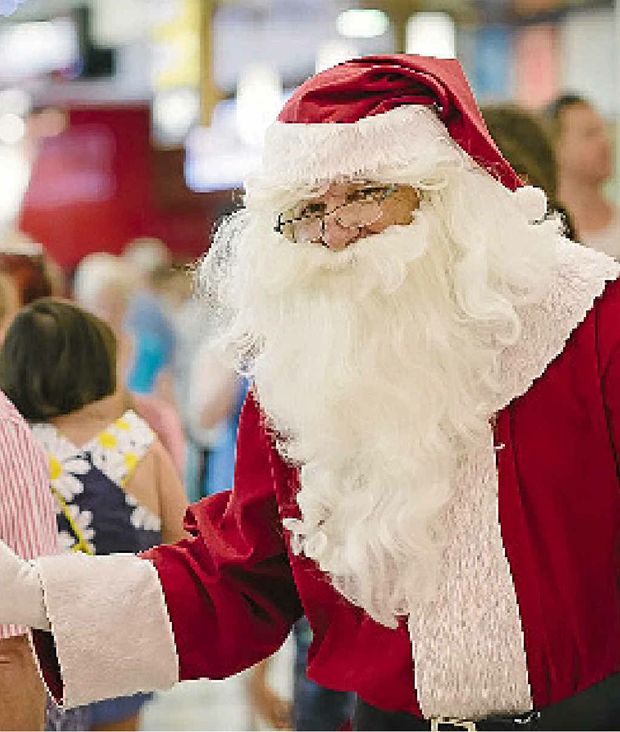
[293, 215, 323, 243]
[280, 220, 297, 241]
[276, 184, 406, 244]
[335, 200, 382, 228]
[283, 216, 323, 244]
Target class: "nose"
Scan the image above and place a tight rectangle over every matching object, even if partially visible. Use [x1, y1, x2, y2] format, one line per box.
[321, 217, 361, 250]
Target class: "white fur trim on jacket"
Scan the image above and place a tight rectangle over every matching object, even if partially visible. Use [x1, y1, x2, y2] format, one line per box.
[409, 436, 532, 719]
[34, 552, 178, 708]
[259, 105, 465, 188]
[495, 237, 620, 413]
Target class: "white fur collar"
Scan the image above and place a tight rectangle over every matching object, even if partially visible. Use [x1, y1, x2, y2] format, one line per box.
[495, 237, 620, 412]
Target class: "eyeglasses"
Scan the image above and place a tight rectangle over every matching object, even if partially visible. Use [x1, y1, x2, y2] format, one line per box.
[274, 183, 400, 244]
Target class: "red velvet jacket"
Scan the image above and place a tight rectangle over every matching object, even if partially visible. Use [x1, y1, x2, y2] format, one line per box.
[141, 275, 620, 715]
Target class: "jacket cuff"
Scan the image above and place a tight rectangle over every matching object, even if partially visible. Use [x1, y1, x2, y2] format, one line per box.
[31, 552, 178, 708]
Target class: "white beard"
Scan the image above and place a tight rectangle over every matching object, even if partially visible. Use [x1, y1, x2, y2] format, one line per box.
[200, 164, 559, 627]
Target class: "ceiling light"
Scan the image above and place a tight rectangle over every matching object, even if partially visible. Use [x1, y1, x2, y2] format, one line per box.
[152, 88, 200, 144]
[337, 9, 389, 39]
[406, 12, 456, 59]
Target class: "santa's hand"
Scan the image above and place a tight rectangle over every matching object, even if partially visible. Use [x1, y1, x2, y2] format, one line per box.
[0, 540, 50, 630]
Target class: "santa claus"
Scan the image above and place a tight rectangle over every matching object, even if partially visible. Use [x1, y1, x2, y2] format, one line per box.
[3, 55, 620, 731]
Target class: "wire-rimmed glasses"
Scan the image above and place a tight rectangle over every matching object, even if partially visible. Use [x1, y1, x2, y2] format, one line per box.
[274, 183, 401, 245]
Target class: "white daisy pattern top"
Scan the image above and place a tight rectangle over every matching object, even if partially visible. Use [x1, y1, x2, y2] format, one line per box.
[32, 410, 162, 556]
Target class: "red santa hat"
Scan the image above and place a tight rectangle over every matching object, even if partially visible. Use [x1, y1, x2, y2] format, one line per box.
[259, 54, 527, 198]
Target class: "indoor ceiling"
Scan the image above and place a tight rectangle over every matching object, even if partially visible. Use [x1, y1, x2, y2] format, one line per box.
[1, 0, 615, 25]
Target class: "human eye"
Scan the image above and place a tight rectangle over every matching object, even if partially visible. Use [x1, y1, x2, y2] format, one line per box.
[299, 201, 326, 217]
[348, 186, 388, 202]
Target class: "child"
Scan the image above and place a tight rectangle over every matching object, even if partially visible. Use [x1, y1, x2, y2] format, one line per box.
[0, 298, 188, 731]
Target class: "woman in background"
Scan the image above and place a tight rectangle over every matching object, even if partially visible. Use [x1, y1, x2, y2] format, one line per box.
[0, 299, 188, 731]
[482, 103, 576, 240]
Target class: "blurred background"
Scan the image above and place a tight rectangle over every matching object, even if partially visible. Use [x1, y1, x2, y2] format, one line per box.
[0, 0, 618, 730]
[0, 0, 618, 266]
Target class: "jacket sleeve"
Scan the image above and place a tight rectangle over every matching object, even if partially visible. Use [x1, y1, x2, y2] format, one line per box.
[142, 389, 303, 681]
[31, 390, 302, 708]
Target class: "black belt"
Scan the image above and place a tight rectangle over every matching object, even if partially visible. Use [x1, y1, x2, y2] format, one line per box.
[354, 671, 620, 731]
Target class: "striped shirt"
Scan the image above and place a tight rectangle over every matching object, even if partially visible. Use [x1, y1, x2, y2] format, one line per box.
[0, 391, 59, 639]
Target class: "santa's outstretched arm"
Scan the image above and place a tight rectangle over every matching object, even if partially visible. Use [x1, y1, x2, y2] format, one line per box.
[0, 391, 303, 709]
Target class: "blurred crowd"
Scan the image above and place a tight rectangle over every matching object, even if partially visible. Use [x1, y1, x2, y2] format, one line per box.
[0, 234, 271, 731]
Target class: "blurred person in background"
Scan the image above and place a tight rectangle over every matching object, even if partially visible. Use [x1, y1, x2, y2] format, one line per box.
[0, 298, 188, 732]
[73, 253, 135, 377]
[0, 274, 59, 732]
[156, 261, 252, 501]
[169, 266, 224, 502]
[0, 272, 19, 340]
[290, 614, 355, 730]
[73, 253, 186, 477]
[122, 238, 177, 405]
[0, 232, 54, 304]
[482, 103, 576, 239]
[247, 657, 292, 731]
[548, 94, 619, 255]
[190, 339, 249, 498]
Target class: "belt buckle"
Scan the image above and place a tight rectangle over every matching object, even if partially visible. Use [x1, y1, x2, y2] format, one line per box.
[430, 717, 477, 731]
[513, 710, 540, 726]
